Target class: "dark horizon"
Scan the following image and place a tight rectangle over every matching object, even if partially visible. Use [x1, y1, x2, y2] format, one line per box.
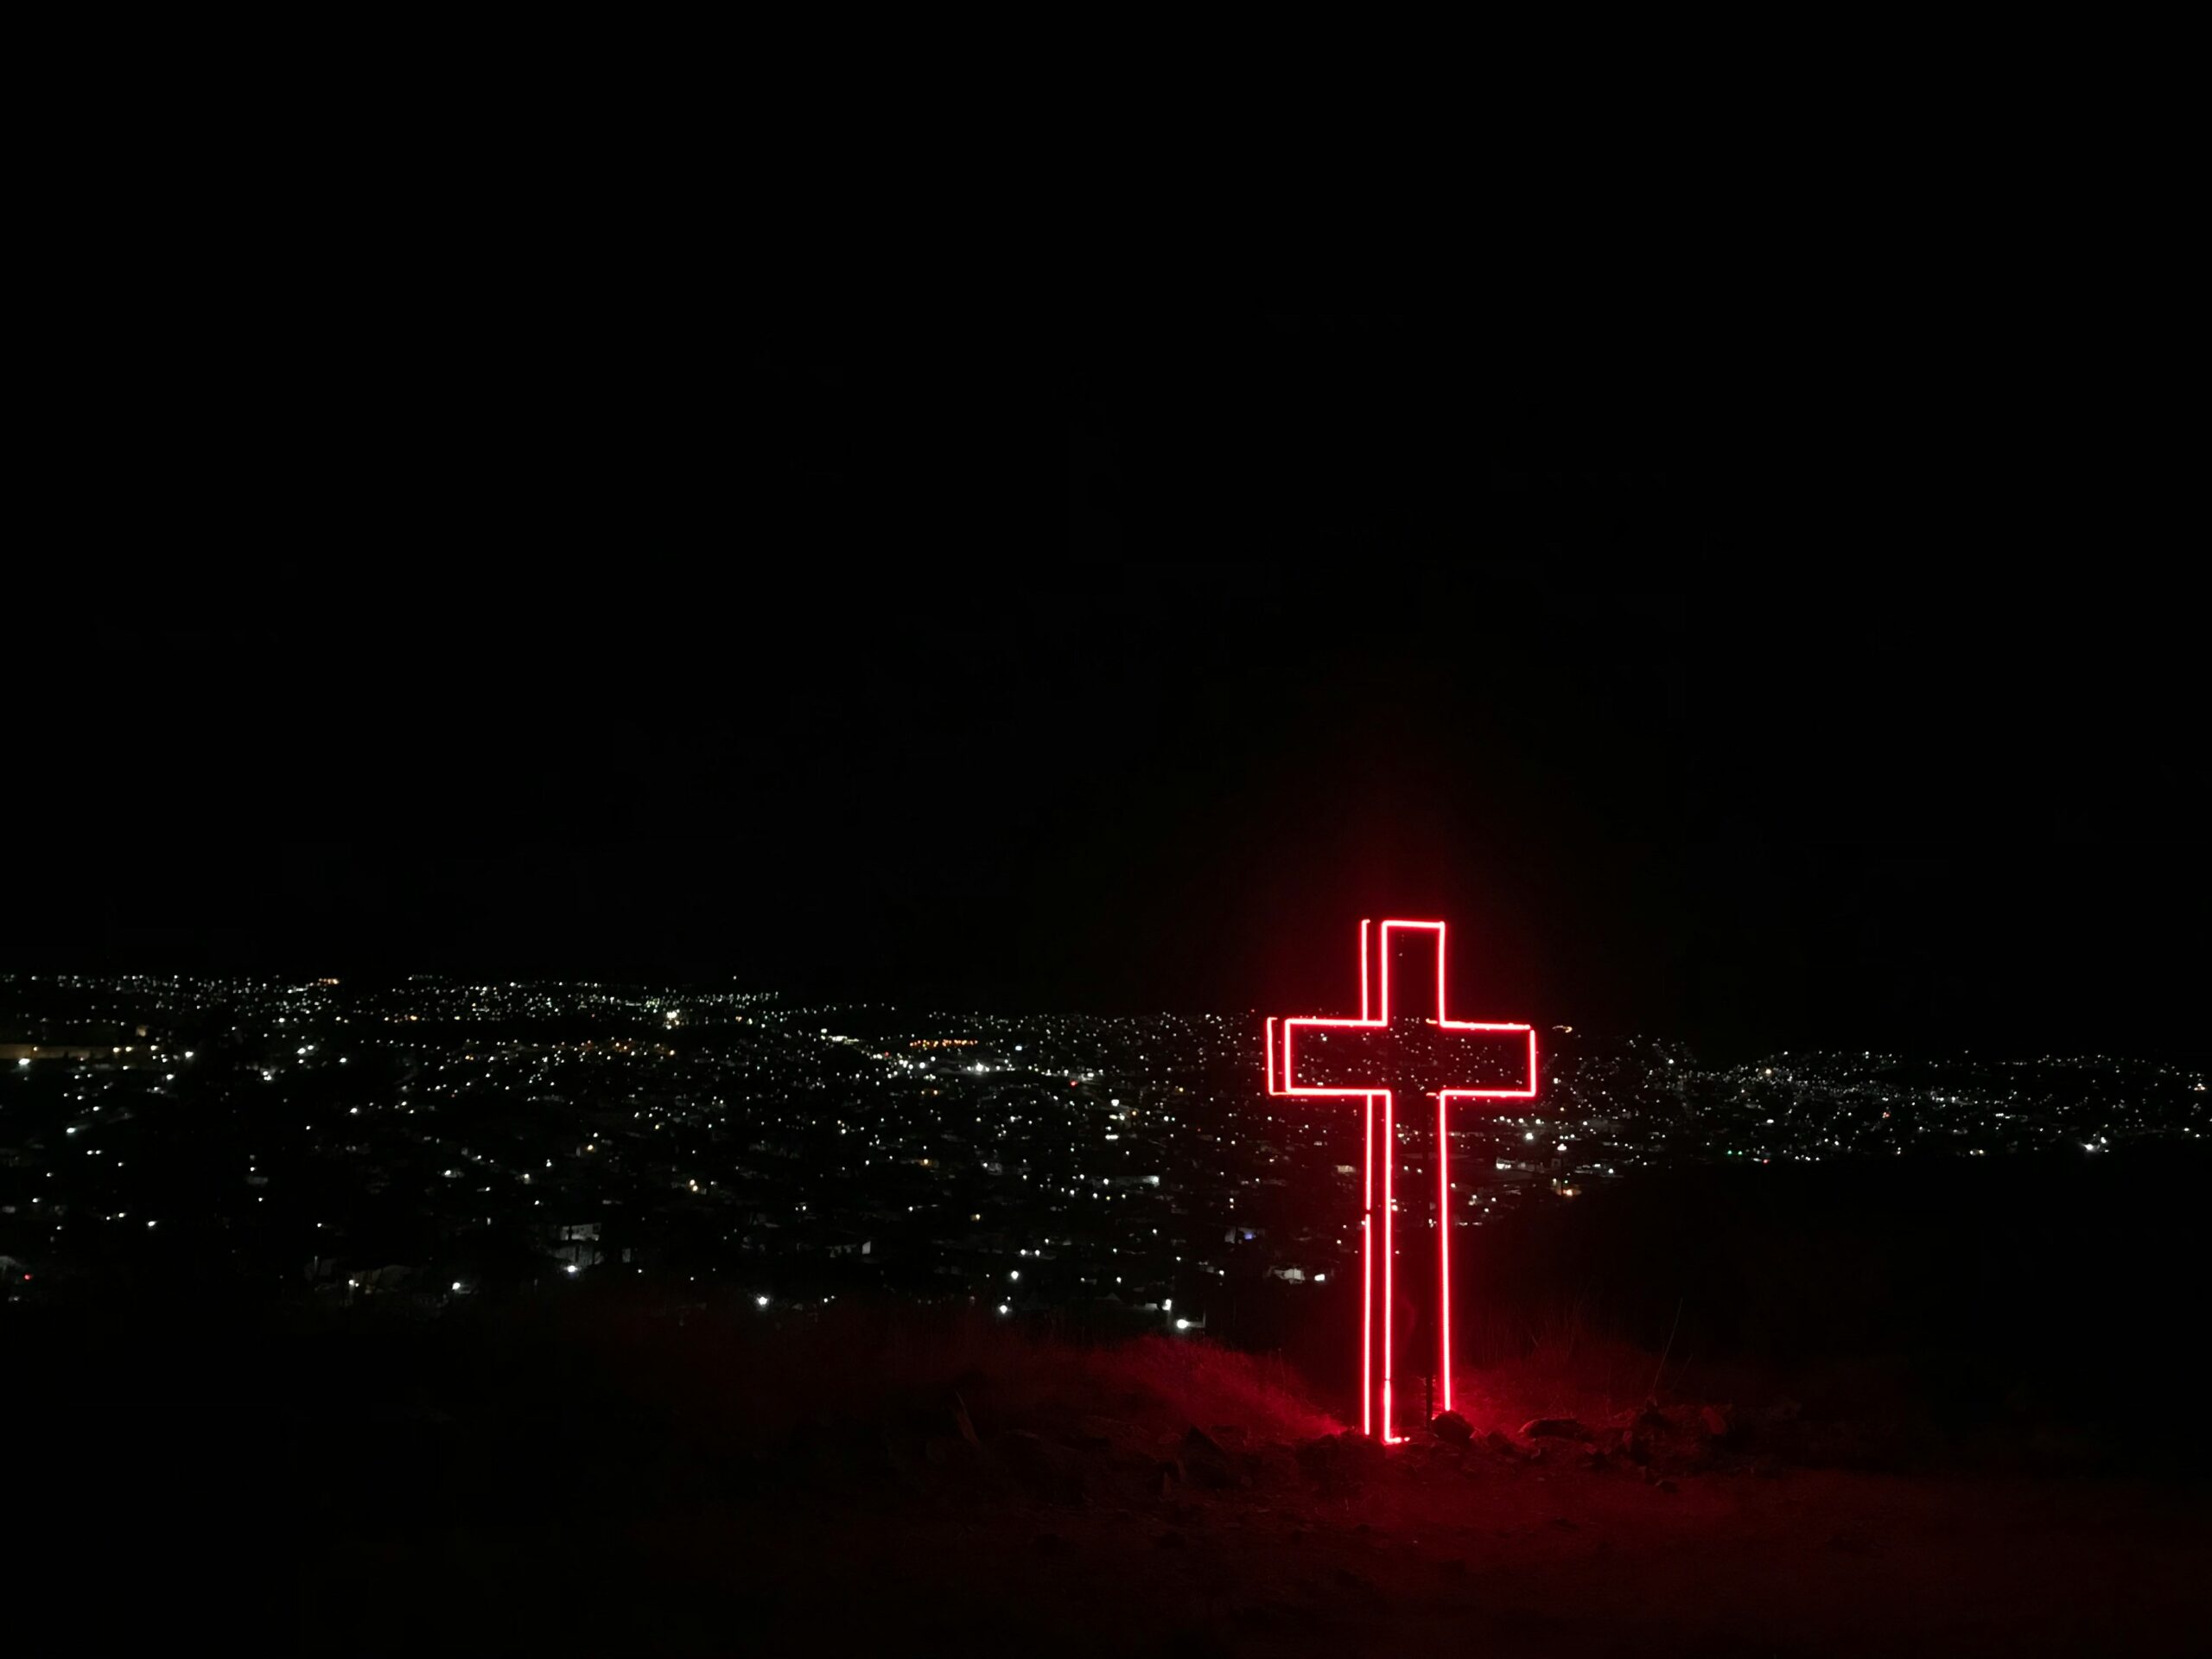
[10, 302, 2200, 1065]
[7, 560, 2199, 1071]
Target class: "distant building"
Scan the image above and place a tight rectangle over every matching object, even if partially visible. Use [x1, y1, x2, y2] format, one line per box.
[1, 1041, 163, 1067]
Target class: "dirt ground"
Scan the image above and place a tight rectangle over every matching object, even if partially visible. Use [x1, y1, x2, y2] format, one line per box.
[301, 1418, 2212, 1656]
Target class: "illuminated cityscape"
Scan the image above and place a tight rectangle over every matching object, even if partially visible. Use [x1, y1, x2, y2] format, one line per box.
[7, 972, 2201, 1320]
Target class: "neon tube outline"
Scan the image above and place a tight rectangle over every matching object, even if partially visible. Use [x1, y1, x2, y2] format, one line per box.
[1272, 918, 1536, 1440]
[1360, 918, 1374, 1438]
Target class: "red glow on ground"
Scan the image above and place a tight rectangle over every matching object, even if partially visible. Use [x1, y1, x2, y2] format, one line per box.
[1271, 919, 1536, 1440]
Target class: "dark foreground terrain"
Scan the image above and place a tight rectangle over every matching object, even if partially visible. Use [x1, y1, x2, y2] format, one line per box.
[18, 1151, 2209, 1654]
[308, 1378, 2209, 1657]
[17, 1296, 2207, 1657]
[566, 1438, 2204, 1658]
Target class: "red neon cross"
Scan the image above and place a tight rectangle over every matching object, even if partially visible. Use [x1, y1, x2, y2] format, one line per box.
[1265, 920, 1535, 1441]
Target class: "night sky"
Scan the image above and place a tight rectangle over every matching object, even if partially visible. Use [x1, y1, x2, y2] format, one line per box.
[10, 308, 2198, 1065]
